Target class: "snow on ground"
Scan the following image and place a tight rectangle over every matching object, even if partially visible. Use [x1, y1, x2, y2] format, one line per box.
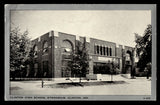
[10, 75, 151, 95]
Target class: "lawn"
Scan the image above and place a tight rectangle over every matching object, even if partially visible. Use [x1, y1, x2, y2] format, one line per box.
[44, 81, 127, 88]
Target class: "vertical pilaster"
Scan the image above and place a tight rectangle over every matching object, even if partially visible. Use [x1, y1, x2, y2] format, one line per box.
[89, 60, 93, 74]
[108, 46, 110, 56]
[94, 43, 97, 54]
[101, 45, 103, 55]
[53, 31, 61, 78]
[99, 44, 101, 55]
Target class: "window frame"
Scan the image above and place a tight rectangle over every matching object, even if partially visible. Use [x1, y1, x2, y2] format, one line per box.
[42, 41, 48, 54]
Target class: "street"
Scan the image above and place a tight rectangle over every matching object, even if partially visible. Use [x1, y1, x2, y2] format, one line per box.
[10, 75, 151, 95]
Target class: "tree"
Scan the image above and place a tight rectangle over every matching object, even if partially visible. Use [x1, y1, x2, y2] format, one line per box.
[25, 46, 34, 77]
[134, 24, 152, 72]
[68, 38, 90, 83]
[10, 27, 31, 80]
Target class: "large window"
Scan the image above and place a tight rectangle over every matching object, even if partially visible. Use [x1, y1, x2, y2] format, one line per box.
[103, 46, 106, 55]
[62, 40, 73, 53]
[43, 61, 48, 77]
[34, 63, 38, 77]
[93, 62, 111, 74]
[61, 40, 73, 77]
[106, 47, 109, 56]
[97, 45, 99, 54]
[33, 45, 38, 57]
[100, 46, 103, 55]
[42, 41, 48, 54]
[110, 47, 112, 56]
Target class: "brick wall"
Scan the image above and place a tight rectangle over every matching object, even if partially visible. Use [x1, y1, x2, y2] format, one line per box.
[53, 32, 76, 78]
[30, 30, 134, 78]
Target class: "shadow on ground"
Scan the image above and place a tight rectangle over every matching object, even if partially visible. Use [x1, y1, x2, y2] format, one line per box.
[10, 86, 22, 90]
[43, 81, 128, 88]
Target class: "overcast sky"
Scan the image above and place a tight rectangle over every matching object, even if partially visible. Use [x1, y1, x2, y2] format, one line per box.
[11, 10, 151, 47]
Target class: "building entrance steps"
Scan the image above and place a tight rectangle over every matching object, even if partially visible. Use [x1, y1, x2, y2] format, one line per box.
[96, 74, 130, 81]
[51, 77, 87, 83]
[121, 74, 131, 79]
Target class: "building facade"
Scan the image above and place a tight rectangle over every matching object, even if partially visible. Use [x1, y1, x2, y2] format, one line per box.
[30, 30, 135, 79]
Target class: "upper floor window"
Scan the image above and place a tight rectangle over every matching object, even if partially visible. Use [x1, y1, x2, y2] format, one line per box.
[43, 41, 48, 54]
[100, 46, 103, 55]
[94, 44, 113, 56]
[62, 40, 73, 53]
[106, 47, 109, 56]
[110, 47, 112, 56]
[33, 45, 38, 57]
[103, 46, 106, 55]
[97, 45, 99, 54]
[34, 63, 38, 77]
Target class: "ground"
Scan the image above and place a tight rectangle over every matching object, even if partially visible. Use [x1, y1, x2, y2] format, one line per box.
[10, 74, 151, 95]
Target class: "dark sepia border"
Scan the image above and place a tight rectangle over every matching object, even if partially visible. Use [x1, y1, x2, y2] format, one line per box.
[5, 4, 157, 101]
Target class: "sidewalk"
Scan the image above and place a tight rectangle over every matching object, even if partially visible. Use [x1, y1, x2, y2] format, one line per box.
[10, 74, 149, 85]
[10, 74, 151, 95]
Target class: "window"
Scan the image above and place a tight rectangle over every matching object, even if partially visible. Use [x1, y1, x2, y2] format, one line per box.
[100, 46, 103, 55]
[62, 60, 68, 66]
[106, 47, 109, 56]
[61, 40, 73, 77]
[33, 45, 38, 57]
[61, 67, 71, 77]
[97, 45, 99, 54]
[26, 65, 30, 77]
[43, 41, 48, 54]
[62, 54, 71, 60]
[103, 46, 106, 55]
[62, 40, 72, 53]
[126, 53, 131, 61]
[34, 63, 38, 77]
[43, 61, 48, 77]
[93, 62, 111, 74]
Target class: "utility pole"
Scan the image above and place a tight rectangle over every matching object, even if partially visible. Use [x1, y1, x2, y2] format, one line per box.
[42, 79, 44, 88]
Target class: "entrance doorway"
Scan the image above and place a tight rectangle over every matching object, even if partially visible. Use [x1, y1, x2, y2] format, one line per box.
[93, 62, 111, 74]
[125, 50, 132, 73]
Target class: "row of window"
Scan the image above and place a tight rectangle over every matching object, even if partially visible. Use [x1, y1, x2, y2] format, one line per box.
[33, 40, 73, 56]
[94, 45, 112, 56]
[32, 61, 49, 77]
[33, 41, 48, 56]
[33, 42, 113, 57]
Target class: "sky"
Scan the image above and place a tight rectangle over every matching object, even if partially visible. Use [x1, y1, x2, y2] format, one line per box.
[11, 10, 151, 47]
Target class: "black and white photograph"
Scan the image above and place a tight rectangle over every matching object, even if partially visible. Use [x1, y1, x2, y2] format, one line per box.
[5, 4, 156, 101]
